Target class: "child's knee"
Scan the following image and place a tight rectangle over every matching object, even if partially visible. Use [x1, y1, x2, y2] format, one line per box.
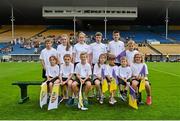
[95, 80, 100, 86]
[85, 81, 91, 88]
[68, 80, 73, 86]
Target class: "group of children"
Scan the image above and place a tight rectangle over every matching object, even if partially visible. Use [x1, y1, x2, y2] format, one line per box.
[39, 30, 152, 110]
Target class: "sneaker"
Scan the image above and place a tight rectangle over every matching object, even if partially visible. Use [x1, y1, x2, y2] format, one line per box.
[112, 97, 117, 104]
[83, 99, 89, 107]
[122, 93, 127, 101]
[66, 97, 74, 106]
[73, 98, 78, 106]
[109, 98, 114, 105]
[120, 95, 126, 102]
[58, 96, 63, 105]
[99, 96, 104, 104]
[146, 96, 152, 105]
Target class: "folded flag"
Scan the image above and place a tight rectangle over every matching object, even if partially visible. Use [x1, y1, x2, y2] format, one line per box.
[139, 65, 146, 92]
[110, 78, 117, 92]
[101, 68, 108, 93]
[40, 82, 48, 108]
[116, 50, 126, 60]
[128, 84, 138, 109]
[48, 84, 59, 110]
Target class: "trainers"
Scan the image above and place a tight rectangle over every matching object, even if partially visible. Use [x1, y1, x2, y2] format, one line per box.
[120, 95, 126, 102]
[73, 98, 78, 106]
[112, 97, 117, 104]
[83, 99, 89, 107]
[146, 96, 152, 105]
[109, 98, 114, 105]
[58, 96, 63, 105]
[66, 97, 74, 106]
[99, 96, 104, 104]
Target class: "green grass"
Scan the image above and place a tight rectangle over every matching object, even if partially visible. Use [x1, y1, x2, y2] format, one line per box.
[0, 62, 180, 120]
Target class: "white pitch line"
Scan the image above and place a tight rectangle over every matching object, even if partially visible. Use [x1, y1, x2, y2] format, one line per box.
[150, 68, 180, 78]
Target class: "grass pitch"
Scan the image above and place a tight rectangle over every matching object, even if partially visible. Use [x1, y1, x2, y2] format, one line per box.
[0, 62, 180, 120]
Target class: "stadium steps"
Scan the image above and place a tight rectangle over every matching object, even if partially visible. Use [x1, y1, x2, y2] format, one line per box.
[0, 29, 11, 34]
[26, 27, 48, 40]
[146, 43, 162, 55]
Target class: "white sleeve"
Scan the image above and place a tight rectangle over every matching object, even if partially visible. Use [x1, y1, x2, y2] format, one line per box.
[104, 65, 109, 76]
[93, 64, 98, 75]
[128, 68, 132, 79]
[74, 64, 79, 74]
[87, 64, 92, 75]
[39, 51, 44, 60]
[71, 64, 74, 74]
[60, 65, 63, 75]
[46, 66, 50, 76]
[107, 43, 110, 52]
[144, 64, 149, 75]
[72, 45, 76, 54]
[87, 45, 91, 54]
[89, 44, 93, 54]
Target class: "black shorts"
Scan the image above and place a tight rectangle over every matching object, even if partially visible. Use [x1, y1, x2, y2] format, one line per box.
[118, 78, 131, 85]
[46, 76, 59, 85]
[75, 78, 91, 87]
[115, 63, 121, 66]
[92, 78, 102, 85]
[62, 77, 68, 82]
[131, 78, 151, 86]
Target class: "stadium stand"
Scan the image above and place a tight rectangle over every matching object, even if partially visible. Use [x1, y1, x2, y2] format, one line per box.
[0, 25, 46, 42]
[151, 44, 180, 55]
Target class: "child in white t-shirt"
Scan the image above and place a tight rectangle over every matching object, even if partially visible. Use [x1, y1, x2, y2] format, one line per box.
[105, 54, 118, 105]
[72, 52, 92, 107]
[45, 56, 60, 95]
[93, 53, 107, 104]
[59, 54, 74, 100]
[57, 34, 73, 64]
[118, 56, 132, 102]
[131, 53, 152, 105]
[40, 39, 58, 79]
[126, 40, 139, 66]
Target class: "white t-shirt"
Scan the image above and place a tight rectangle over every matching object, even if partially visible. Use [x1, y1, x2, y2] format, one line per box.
[107, 40, 125, 63]
[46, 65, 60, 78]
[57, 44, 73, 64]
[126, 50, 139, 66]
[93, 63, 106, 78]
[75, 63, 92, 78]
[73, 43, 90, 63]
[131, 63, 148, 77]
[90, 42, 107, 64]
[104, 65, 118, 78]
[118, 66, 132, 79]
[60, 63, 74, 78]
[39, 48, 58, 68]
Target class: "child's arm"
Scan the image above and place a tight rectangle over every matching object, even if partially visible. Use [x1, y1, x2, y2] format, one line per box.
[40, 59, 46, 70]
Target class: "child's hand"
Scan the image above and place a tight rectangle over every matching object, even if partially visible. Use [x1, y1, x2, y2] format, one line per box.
[81, 79, 85, 84]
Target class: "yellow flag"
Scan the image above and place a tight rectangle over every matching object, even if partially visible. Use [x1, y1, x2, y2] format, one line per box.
[40, 82, 48, 108]
[102, 79, 108, 93]
[110, 78, 117, 92]
[129, 95, 138, 109]
[139, 79, 145, 92]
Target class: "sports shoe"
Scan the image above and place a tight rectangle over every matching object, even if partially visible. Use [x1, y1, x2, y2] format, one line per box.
[99, 96, 104, 104]
[120, 95, 126, 102]
[112, 97, 117, 104]
[58, 96, 63, 105]
[109, 97, 115, 105]
[66, 97, 74, 106]
[83, 99, 89, 107]
[73, 98, 78, 106]
[146, 96, 152, 105]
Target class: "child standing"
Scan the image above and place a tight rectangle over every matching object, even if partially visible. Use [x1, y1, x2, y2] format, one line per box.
[57, 34, 73, 64]
[40, 39, 58, 79]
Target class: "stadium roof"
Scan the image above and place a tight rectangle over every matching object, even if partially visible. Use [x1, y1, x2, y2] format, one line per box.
[1, 0, 180, 25]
